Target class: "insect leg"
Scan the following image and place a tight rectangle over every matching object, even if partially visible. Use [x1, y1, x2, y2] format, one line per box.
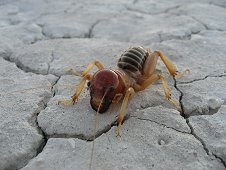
[68, 68, 83, 77]
[69, 61, 104, 77]
[134, 74, 181, 111]
[143, 51, 158, 76]
[68, 60, 104, 77]
[158, 74, 181, 111]
[58, 74, 92, 105]
[133, 74, 160, 91]
[116, 87, 135, 137]
[112, 93, 123, 104]
[58, 61, 104, 106]
[153, 50, 189, 77]
[82, 60, 104, 76]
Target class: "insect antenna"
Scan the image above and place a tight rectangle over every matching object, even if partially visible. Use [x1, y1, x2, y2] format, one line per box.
[88, 88, 110, 170]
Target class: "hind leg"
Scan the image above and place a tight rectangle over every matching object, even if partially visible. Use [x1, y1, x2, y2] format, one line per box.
[134, 73, 181, 111]
[143, 50, 189, 77]
[155, 50, 189, 77]
[134, 50, 182, 110]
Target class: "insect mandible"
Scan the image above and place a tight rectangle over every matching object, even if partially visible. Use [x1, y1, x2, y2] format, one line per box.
[58, 46, 188, 136]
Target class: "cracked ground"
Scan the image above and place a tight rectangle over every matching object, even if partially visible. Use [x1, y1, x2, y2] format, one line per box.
[0, 0, 226, 170]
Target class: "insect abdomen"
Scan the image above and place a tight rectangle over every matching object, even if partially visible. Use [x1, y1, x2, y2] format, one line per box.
[117, 46, 148, 72]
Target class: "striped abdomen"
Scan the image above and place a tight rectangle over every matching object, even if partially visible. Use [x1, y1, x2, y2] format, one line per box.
[117, 46, 148, 72]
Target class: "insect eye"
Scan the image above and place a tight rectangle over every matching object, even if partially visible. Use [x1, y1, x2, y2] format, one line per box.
[87, 81, 91, 87]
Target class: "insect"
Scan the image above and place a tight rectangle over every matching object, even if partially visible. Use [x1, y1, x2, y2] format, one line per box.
[58, 46, 188, 136]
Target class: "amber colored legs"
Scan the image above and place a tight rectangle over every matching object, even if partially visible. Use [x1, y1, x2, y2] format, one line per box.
[58, 74, 92, 105]
[82, 60, 104, 76]
[155, 50, 190, 77]
[134, 74, 160, 91]
[115, 50, 185, 136]
[134, 73, 181, 111]
[69, 60, 105, 77]
[143, 50, 189, 77]
[137, 50, 187, 110]
[158, 75, 181, 111]
[58, 61, 104, 105]
[116, 87, 135, 137]
[112, 93, 123, 104]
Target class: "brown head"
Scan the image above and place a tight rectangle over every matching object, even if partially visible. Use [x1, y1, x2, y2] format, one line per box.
[87, 69, 119, 113]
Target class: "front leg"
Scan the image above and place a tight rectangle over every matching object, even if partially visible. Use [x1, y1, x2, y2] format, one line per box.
[58, 74, 92, 105]
[82, 60, 104, 76]
[69, 60, 104, 77]
[116, 87, 135, 137]
[58, 60, 104, 106]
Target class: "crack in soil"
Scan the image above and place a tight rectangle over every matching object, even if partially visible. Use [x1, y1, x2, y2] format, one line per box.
[2, 45, 60, 77]
[187, 119, 226, 168]
[190, 16, 225, 32]
[186, 119, 210, 155]
[212, 153, 226, 168]
[37, 23, 47, 39]
[45, 120, 118, 142]
[130, 115, 190, 134]
[174, 77, 226, 168]
[3, 54, 31, 75]
[208, 2, 226, 9]
[125, 5, 181, 15]
[19, 76, 60, 169]
[176, 74, 226, 116]
[190, 16, 209, 30]
[47, 50, 55, 74]
[163, 5, 181, 13]
[178, 74, 226, 84]
[1, 54, 61, 169]
[85, 20, 101, 38]
[173, 77, 187, 118]
[3, 52, 50, 75]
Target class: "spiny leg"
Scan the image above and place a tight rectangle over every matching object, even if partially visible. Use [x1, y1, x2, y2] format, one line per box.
[58, 60, 104, 106]
[69, 60, 104, 77]
[82, 60, 104, 76]
[158, 74, 181, 111]
[143, 51, 158, 77]
[155, 50, 177, 76]
[155, 50, 190, 77]
[134, 74, 181, 111]
[58, 74, 92, 105]
[134, 74, 160, 91]
[116, 87, 135, 137]
[112, 93, 123, 104]
[68, 68, 83, 77]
